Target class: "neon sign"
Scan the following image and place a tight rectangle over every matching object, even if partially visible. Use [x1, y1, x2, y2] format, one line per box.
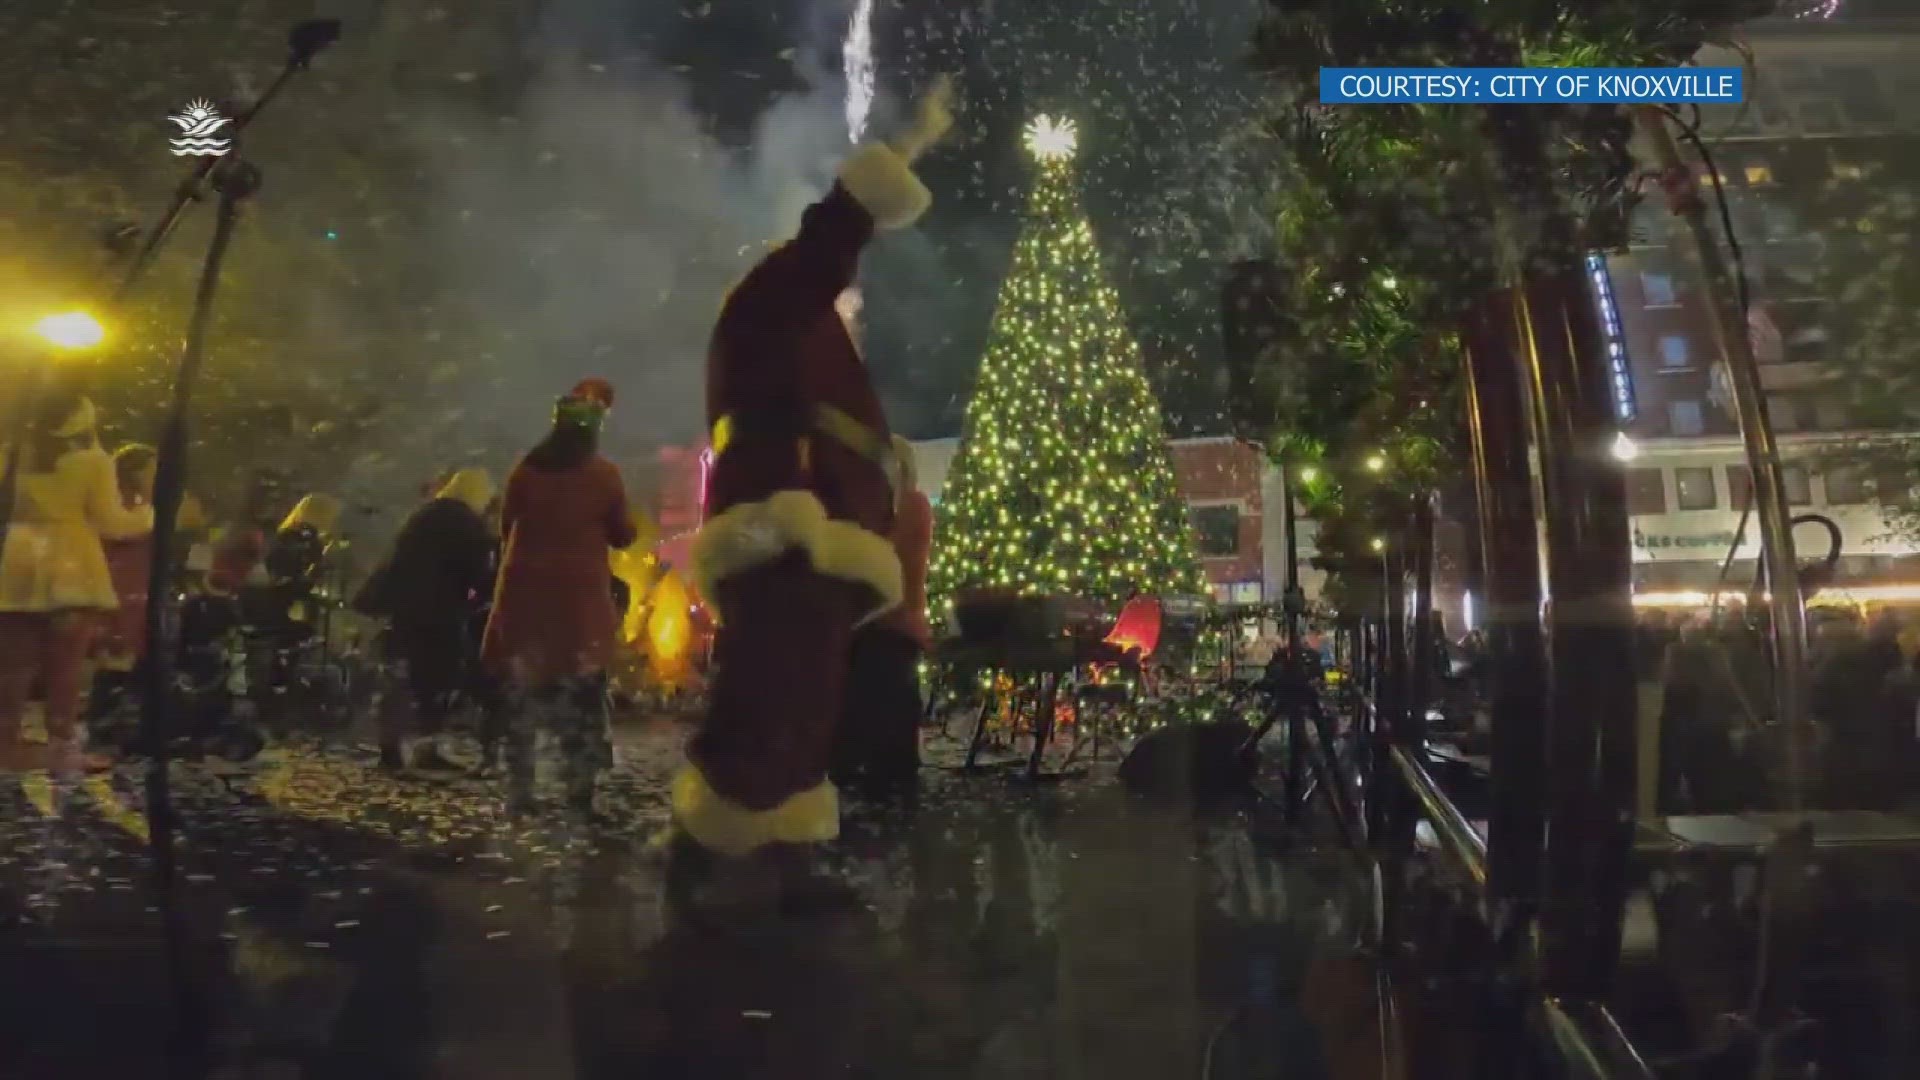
[1587, 252, 1636, 422]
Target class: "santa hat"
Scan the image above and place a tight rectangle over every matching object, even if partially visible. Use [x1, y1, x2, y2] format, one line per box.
[568, 378, 615, 410]
[554, 377, 615, 430]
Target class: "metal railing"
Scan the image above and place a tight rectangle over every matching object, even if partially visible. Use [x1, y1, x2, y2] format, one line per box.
[1354, 691, 1653, 1080]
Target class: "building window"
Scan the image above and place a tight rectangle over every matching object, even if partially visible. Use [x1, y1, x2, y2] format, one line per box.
[1773, 396, 1806, 432]
[1797, 100, 1842, 132]
[1782, 466, 1811, 506]
[1872, 467, 1912, 507]
[1824, 469, 1868, 505]
[1189, 503, 1241, 558]
[1675, 467, 1718, 511]
[1659, 334, 1693, 370]
[1669, 400, 1705, 436]
[1640, 272, 1677, 307]
[1743, 163, 1774, 186]
[1729, 465, 1811, 507]
[1627, 469, 1666, 515]
[1832, 161, 1865, 181]
[1831, 67, 1894, 124]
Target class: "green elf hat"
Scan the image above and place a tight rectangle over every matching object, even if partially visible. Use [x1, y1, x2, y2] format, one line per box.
[555, 377, 614, 430]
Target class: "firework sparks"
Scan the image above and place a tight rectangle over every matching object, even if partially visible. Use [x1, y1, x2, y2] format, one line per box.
[843, 0, 876, 142]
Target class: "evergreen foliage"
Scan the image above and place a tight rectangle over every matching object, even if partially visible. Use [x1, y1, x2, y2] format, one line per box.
[929, 120, 1205, 616]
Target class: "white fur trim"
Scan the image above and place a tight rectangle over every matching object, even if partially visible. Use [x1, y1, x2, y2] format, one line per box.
[837, 143, 932, 232]
[691, 489, 903, 623]
[670, 767, 838, 857]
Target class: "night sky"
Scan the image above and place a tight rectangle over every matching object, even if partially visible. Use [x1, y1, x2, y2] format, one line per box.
[644, 0, 1274, 438]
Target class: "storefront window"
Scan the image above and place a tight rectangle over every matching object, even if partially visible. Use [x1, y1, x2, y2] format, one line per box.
[1728, 464, 1809, 507]
[1675, 467, 1718, 511]
[1783, 465, 1811, 506]
[1729, 464, 1752, 508]
[1824, 470, 1868, 505]
[1627, 469, 1666, 515]
[1872, 467, 1913, 507]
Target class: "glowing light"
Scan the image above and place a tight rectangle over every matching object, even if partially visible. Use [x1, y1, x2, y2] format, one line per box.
[33, 311, 104, 350]
[1611, 432, 1639, 462]
[1371, 537, 1387, 552]
[1365, 453, 1387, 473]
[842, 0, 876, 142]
[1632, 583, 1920, 608]
[1587, 252, 1637, 421]
[1299, 466, 1319, 483]
[1463, 590, 1476, 631]
[928, 101, 1203, 689]
[1787, 0, 1842, 17]
[1024, 115, 1078, 161]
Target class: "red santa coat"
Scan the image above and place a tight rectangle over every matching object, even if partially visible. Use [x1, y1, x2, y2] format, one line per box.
[675, 142, 931, 856]
[691, 186, 909, 616]
[482, 453, 637, 684]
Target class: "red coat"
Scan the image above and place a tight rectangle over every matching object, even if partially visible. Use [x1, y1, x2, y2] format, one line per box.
[693, 176, 903, 619]
[881, 489, 933, 648]
[481, 452, 637, 684]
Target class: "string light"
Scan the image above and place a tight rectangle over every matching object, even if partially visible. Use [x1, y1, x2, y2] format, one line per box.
[930, 110, 1203, 640]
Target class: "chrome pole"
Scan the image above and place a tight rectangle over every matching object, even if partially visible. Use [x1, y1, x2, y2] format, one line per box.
[1632, 107, 1809, 811]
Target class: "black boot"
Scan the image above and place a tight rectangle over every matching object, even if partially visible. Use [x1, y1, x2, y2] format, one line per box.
[377, 736, 406, 775]
[661, 831, 783, 927]
[766, 843, 861, 917]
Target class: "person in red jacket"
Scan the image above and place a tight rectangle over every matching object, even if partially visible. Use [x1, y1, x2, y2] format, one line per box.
[664, 77, 955, 913]
[481, 378, 637, 815]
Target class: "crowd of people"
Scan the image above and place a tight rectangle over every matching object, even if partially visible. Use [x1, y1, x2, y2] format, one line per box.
[0, 77, 953, 924]
[1639, 604, 1920, 812]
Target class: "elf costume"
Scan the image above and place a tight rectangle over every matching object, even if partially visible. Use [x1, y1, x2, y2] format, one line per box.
[671, 79, 954, 896]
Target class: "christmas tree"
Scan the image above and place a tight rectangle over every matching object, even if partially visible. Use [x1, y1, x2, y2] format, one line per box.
[929, 115, 1205, 616]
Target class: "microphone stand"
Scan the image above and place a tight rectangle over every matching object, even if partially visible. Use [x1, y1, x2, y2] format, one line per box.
[141, 155, 261, 1077]
[133, 24, 337, 1076]
[0, 18, 339, 570]
[0, 17, 337, 1074]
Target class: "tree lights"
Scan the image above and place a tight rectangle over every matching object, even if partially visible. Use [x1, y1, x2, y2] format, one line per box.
[929, 113, 1203, 616]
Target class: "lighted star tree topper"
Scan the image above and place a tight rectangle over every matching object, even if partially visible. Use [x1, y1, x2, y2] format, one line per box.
[929, 114, 1204, 612]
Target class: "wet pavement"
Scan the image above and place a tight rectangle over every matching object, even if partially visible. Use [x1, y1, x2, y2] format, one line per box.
[0, 718, 1389, 1079]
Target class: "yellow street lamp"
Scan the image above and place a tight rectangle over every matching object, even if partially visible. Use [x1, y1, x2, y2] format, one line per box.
[1299, 465, 1319, 484]
[1370, 536, 1387, 552]
[33, 311, 105, 350]
[1364, 452, 1387, 473]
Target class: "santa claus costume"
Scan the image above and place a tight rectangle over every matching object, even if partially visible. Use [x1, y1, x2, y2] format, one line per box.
[669, 79, 954, 909]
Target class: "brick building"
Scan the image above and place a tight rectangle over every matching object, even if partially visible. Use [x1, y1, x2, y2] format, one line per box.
[1595, 10, 1920, 604]
[634, 435, 1324, 607]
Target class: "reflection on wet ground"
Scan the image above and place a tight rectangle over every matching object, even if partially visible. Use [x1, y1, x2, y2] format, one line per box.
[0, 718, 1385, 1079]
